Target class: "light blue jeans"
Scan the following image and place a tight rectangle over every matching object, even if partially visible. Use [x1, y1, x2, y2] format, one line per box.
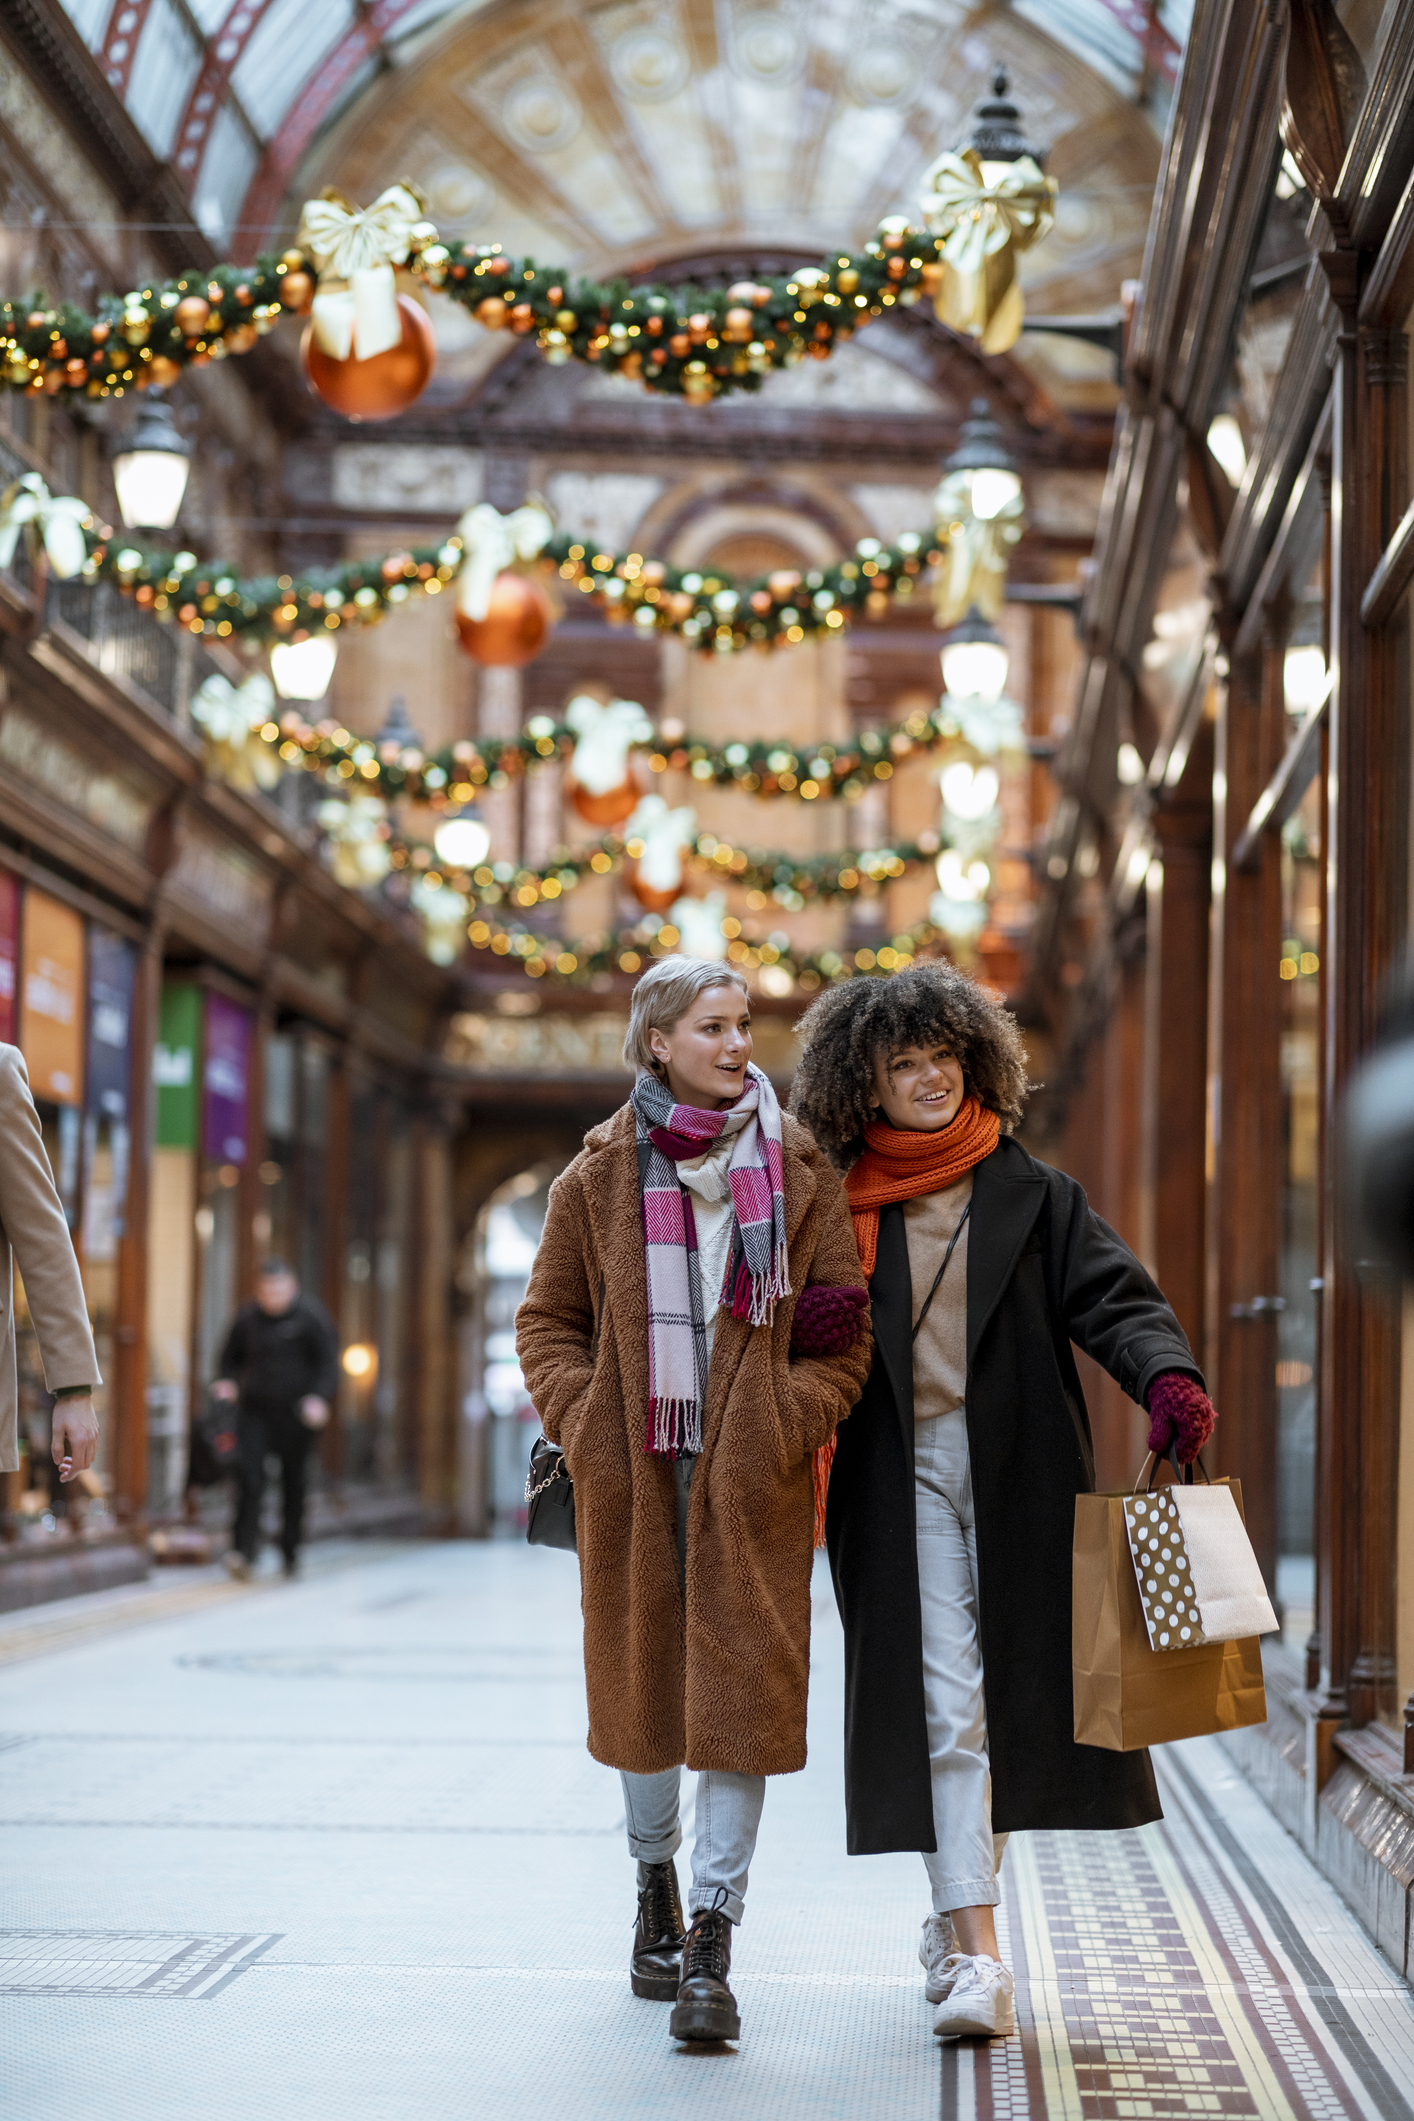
[915, 1408, 1008, 1913]
[619, 1453, 766, 1925]
[620, 1763, 766, 1925]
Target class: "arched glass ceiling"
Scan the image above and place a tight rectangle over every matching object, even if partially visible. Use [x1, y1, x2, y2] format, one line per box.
[58, 0, 1193, 252]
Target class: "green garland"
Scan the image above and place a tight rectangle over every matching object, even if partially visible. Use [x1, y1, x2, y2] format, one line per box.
[463, 907, 945, 987]
[2, 261, 291, 399]
[83, 531, 460, 643]
[387, 825, 937, 909]
[82, 520, 939, 657]
[545, 530, 933, 649]
[277, 691, 971, 807]
[420, 228, 946, 401]
[3, 221, 946, 405]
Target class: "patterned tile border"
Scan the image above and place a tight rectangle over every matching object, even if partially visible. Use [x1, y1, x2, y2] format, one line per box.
[941, 1746, 1414, 2121]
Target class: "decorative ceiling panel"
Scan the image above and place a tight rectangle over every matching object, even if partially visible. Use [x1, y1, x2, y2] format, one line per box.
[231, 0, 357, 136]
[125, 0, 204, 157]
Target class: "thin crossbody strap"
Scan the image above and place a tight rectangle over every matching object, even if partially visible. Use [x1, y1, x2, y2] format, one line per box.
[911, 1199, 972, 1346]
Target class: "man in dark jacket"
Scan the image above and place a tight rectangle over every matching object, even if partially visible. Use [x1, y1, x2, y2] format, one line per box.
[213, 1259, 339, 1579]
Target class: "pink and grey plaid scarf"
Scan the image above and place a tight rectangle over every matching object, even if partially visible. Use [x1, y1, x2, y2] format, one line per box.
[630, 1063, 790, 1458]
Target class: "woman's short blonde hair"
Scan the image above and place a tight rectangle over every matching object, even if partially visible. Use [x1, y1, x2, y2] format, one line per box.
[623, 955, 751, 1075]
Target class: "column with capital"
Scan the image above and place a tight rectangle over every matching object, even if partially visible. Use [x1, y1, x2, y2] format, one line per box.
[1317, 253, 1408, 1733]
[477, 665, 523, 875]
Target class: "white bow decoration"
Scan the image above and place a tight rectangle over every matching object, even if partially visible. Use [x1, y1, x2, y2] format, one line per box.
[191, 668, 275, 745]
[951, 693, 1026, 760]
[410, 874, 470, 965]
[670, 890, 729, 961]
[297, 183, 426, 362]
[930, 467, 1025, 629]
[627, 795, 697, 898]
[190, 668, 282, 790]
[0, 475, 89, 580]
[453, 502, 554, 621]
[317, 794, 393, 890]
[564, 693, 654, 794]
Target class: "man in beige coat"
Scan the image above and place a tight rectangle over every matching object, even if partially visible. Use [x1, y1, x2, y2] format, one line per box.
[1, 1045, 101, 1484]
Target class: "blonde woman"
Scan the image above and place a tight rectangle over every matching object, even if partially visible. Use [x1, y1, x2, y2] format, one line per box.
[516, 957, 870, 2046]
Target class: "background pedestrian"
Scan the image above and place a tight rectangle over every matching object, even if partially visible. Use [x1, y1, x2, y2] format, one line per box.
[211, 1259, 338, 1580]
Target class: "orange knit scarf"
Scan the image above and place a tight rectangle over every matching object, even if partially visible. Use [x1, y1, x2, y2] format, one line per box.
[845, 1096, 1001, 1277]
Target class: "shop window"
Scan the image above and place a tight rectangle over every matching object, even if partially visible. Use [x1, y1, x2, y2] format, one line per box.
[148, 983, 200, 1513]
[1275, 768, 1322, 1654]
[298, 1043, 329, 1297]
[378, 1113, 412, 1484]
[340, 1081, 381, 1484]
[260, 1033, 297, 1267]
[461, 1168, 555, 1531]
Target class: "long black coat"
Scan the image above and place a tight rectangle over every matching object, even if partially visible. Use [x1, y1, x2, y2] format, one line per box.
[826, 1134, 1203, 1850]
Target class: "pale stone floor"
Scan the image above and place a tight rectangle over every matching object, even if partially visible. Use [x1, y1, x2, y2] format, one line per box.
[2, 1538, 1411, 2121]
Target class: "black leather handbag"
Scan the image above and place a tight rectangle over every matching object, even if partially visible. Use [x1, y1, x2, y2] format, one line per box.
[525, 1433, 576, 1551]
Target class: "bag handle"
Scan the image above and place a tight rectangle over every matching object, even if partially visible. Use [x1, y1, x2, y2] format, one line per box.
[911, 1201, 971, 1347]
[1133, 1446, 1211, 1493]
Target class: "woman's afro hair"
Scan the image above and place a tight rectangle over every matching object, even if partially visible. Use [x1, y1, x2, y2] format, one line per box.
[788, 959, 1031, 1169]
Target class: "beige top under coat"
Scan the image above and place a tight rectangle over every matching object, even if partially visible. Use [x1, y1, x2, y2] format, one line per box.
[903, 1171, 973, 1421]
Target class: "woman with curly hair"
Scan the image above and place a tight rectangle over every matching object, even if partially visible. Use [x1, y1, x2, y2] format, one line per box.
[516, 957, 871, 2048]
[790, 960, 1216, 2043]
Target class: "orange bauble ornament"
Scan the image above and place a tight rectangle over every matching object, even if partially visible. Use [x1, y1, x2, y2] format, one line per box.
[628, 865, 679, 913]
[570, 780, 639, 827]
[455, 570, 553, 667]
[300, 295, 436, 421]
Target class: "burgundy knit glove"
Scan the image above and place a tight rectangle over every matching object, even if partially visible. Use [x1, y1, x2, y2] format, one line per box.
[1146, 1372, 1217, 1465]
[789, 1284, 868, 1358]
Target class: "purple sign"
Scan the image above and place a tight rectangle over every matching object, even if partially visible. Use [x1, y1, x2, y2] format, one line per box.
[203, 992, 253, 1165]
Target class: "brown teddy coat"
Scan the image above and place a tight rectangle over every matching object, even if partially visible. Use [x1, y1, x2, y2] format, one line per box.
[516, 1101, 871, 1778]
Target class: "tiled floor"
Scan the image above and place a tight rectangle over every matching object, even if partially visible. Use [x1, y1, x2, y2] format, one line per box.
[1, 1538, 1411, 2120]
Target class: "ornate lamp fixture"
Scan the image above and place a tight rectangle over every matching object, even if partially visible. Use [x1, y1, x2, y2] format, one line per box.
[112, 391, 191, 529]
[433, 810, 491, 868]
[919, 69, 1057, 353]
[940, 604, 1009, 705]
[270, 634, 338, 701]
[932, 399, 1026, 627]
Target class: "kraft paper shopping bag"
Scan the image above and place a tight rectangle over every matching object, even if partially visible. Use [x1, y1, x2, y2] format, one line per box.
[1073, 1470, 1268, 1752]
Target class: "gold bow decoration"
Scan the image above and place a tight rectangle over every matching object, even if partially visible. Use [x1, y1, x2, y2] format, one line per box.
[930, 467, 1026, 629]
[453, 500, 554, 620]
[191, 668, 283, 790]
[296, 183, 434, 361]
[0, 474, 90, 580]
[918, 149, 1057, 353]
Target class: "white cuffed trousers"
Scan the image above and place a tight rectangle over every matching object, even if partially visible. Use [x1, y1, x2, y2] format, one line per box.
[915, 1406, 1009, 1913]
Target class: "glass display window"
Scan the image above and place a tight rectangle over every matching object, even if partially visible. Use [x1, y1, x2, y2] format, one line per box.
[1274, 763, 1322, 1656]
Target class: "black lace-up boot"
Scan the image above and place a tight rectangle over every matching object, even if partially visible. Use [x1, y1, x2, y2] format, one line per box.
[669, 1901, 740, 2043]
[630, 1859, 687, 2000]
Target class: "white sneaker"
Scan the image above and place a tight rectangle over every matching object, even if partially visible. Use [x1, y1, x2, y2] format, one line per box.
[919, 1914, 962, 2002]
[932, 1954, 1015, 2040]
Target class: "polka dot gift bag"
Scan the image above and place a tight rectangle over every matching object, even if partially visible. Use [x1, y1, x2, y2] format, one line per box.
[1072, 1455, 1276, 1752]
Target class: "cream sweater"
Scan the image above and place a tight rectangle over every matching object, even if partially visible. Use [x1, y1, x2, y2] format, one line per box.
[902, 1171, 973, 1420]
